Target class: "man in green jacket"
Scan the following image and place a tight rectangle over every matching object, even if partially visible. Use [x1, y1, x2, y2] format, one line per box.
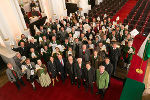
[96, 65, 109, 99]
[122, 40, 135, 71]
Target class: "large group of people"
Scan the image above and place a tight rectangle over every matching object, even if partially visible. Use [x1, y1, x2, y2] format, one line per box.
[6, 12, 135, 99]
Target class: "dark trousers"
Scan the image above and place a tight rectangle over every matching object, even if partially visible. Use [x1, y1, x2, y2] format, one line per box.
[69, 74, 76, 85]
[85, 81, 93, 93]
[14, 78, 25, 90]
[111, 60, 118, 75]
[60, 72, 66, 83]
[77, 78, 85, 87]
[98, 89, 106, 99]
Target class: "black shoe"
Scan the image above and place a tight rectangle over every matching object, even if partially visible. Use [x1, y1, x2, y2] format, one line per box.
[78, 85, 80, 88]
[101, 95, 104, 99]
[96, 92, 99, 95]
[71, 82, 74, 85]
[17, 87, 21, 90]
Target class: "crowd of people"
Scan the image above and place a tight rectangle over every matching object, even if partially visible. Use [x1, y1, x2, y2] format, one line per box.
[6, 12, 135, 99]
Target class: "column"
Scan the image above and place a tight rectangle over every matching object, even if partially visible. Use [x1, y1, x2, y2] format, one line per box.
[39, 0, 67, 20]
[9, 0, 30, 36]
[39, 0, 53, 20]
[51, 0, 67, 19]
[0, 0, 30, 47]
[79, 0, 91, 16]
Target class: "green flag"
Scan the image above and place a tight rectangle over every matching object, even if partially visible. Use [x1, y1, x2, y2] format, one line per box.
[143, 39, 150, 61]
[137, 34, 150, 61]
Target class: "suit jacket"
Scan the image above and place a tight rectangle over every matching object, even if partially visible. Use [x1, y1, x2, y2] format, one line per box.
[74, 63, 85, 79]
[94, 27, 101, 33]
[90, 55, 100, 69]
[23, 62, 36, 79]
[84, 67, 95, 83]
[47, 60, 57, 74]
[65, 61, 76, 76]
[73, 41, 82, 58]
[58, 31, 67, 42]
[41, 39, 50, 47]
[13, 46, 29, 57]
[109, 47, 120, 61]
[13, 56, 23, 70]
[6, 66, 22, 82]
[56, 58, 66, 74]
[102, 62, 113, 76]
[28, 42, 39, 51]
[29, 51, 40, 63]
[79, 49, 90, 63]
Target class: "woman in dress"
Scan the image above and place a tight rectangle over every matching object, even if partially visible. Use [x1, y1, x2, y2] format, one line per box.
[35, 60, 51, 87]
[47, 56, 59, 86]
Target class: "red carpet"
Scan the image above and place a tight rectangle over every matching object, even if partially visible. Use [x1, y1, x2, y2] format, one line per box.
[0, 77, 123, 100]
[111, 0, 137, 22]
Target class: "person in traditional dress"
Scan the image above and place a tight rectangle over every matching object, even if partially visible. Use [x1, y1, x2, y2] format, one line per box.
[35, 60, 51, 87]
[122, 41, 135, 71]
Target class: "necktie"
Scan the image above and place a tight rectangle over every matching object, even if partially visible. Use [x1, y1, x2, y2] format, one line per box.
[61, 60, 63, 66]
[12, 70, 18, 78]
[83, 50, 85, 54]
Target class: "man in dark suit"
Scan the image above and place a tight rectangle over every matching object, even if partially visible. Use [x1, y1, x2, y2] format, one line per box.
[79, 44, 90, 64]
[73, 38, 82, 58]
[66, 56, 76, 85]
[58, 27, 67, 43]
[102, 58, 113, 79]
[39, 26, 47, 36]
[12, 42, 29, 57]
[40, 35, 50, 47]
[28, 38, 39, 52]
[6, 63, 25, 90]
[18, 34, 28, 46]
[94, 23, 100, 33]
[84, 62, 95, 94]
[109, 42, 120, 75]
[74, 58, 85, 88]
[91, 50, 100, 69]
[56, 54, 66, 83]
[63, 38, 71, 57]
